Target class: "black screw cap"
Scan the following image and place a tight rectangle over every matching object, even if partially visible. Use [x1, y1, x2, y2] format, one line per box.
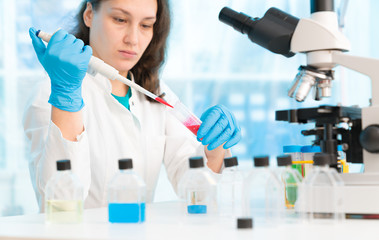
[277, 155, 292, 166]
[224, 157, 238, 168]
[119, 159, 133, 170]
[253, 156, 269, 167]
[56, 160, 71, 171]
[237, 218, 253, 229]
[189, 156, 204, 168]
[313, 153, 333, 166]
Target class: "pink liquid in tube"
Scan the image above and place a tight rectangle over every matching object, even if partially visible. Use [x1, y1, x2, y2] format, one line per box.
[183, 118, 202, 138]
[170, 100, 202, 137]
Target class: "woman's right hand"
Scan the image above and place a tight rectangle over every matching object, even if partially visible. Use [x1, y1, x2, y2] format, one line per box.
[29, 27, 92, 112]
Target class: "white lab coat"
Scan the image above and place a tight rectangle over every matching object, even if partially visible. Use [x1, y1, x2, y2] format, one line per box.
[23, 72, 229, 211]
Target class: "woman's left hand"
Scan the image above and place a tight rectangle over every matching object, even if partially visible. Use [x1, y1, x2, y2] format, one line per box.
[197, 105, 241, 151]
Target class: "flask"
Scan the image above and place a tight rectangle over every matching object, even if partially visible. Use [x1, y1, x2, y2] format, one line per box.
[45, 159, 84, 224]
[108, 159, 146, 223]
[217, 157, 244, 217]
[300, 153, 345, 222]
[276, 155, 302, 221]
[243, 156, 283, 227]
[178, 156, 217, 214]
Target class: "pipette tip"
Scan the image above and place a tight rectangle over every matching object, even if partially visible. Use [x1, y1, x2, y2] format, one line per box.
[155, 97, 173, 108]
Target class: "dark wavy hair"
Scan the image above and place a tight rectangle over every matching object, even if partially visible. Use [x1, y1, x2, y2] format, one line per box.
[71, 0, 171, 101]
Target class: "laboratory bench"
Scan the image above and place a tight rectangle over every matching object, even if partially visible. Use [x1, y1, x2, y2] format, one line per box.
[0, 202, 378, 240]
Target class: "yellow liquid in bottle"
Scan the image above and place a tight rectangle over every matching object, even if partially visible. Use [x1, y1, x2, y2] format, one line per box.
[46, 200, 83, 224]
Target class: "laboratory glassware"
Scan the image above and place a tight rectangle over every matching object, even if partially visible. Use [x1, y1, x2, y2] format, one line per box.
[45, 159, 84, 224]
[169, 100, 202, 136]
[243, 156, 283, 227]
[108, 159, 146, 223]
[217, 156, 244, 217]
[178, 156, 217, 214]
[299, 153, 345, 222]
[276, 155, 302, 222]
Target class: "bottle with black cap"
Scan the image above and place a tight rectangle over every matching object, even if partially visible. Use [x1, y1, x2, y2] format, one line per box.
[276, 155, 302, 222]
[276, 155, 302, 209]
[243, 155, 282, 227]
[299, 153, 344, 222]
[177, 156, 217, 214]
[217, 156, 244, 217]
[107, 158, 146, 223]
[45, 159, 84, 224]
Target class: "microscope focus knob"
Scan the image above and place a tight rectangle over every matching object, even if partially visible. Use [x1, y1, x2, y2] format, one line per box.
[360, 125, 379, 153]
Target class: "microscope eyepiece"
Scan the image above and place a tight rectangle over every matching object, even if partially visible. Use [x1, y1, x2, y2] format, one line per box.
[219, 7, 300, 57]
[219, 7, 258, 34]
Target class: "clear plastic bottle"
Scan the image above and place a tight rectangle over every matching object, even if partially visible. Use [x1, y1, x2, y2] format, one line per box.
[243, 156, 283, 227]
[178, 156, 217, 214]
[276, 155, 302, 221]
[299, 153, 345, 222]
[45, 159, 84, 224]
[217, 157, 244, 217]
[108, 159, 146, 223]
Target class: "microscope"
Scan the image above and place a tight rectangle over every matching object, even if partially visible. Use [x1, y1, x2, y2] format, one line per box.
[219, 0, 379, 216]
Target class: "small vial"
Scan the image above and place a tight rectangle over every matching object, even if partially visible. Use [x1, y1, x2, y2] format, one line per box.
[243, 156, 283, 227]
[299, 153, 345, 222]
[218, 157, 244, 217]
[169, 100, 202, 136]
[178, 157, 217, 214]
[108, 159, 146, 223]
[45, 160, 84, 224]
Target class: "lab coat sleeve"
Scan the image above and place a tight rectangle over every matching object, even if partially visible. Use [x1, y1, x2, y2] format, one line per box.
[23, 80, 91, 212]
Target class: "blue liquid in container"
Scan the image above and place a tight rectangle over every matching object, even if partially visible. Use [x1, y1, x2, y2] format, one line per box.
[187, 205, 207, 214]
[108, 203, 145, 223]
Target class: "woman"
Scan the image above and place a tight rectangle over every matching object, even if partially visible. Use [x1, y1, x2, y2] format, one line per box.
[24, 0, 241, 210]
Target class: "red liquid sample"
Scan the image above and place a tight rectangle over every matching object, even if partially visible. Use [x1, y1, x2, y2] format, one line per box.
[183, 118, 200, 136]
[186, 124, 200, 135]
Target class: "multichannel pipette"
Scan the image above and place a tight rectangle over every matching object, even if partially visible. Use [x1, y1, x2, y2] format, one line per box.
[35, 30, 173, 108]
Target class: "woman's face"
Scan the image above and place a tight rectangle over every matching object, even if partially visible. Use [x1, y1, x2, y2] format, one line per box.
[84, 0, 157, 75]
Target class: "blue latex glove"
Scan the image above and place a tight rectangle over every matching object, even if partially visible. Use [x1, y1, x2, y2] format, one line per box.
[29, 27, 92, 112]
[197, 105, 241, 151]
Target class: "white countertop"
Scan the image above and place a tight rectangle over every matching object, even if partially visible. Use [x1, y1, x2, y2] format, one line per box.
[0, 202, 378, 240]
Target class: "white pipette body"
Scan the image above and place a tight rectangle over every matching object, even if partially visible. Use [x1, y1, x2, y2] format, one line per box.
[36, 30, 162, 104]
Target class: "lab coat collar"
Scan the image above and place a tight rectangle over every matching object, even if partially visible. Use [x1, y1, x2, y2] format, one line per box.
[90, 71, 143, 129]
